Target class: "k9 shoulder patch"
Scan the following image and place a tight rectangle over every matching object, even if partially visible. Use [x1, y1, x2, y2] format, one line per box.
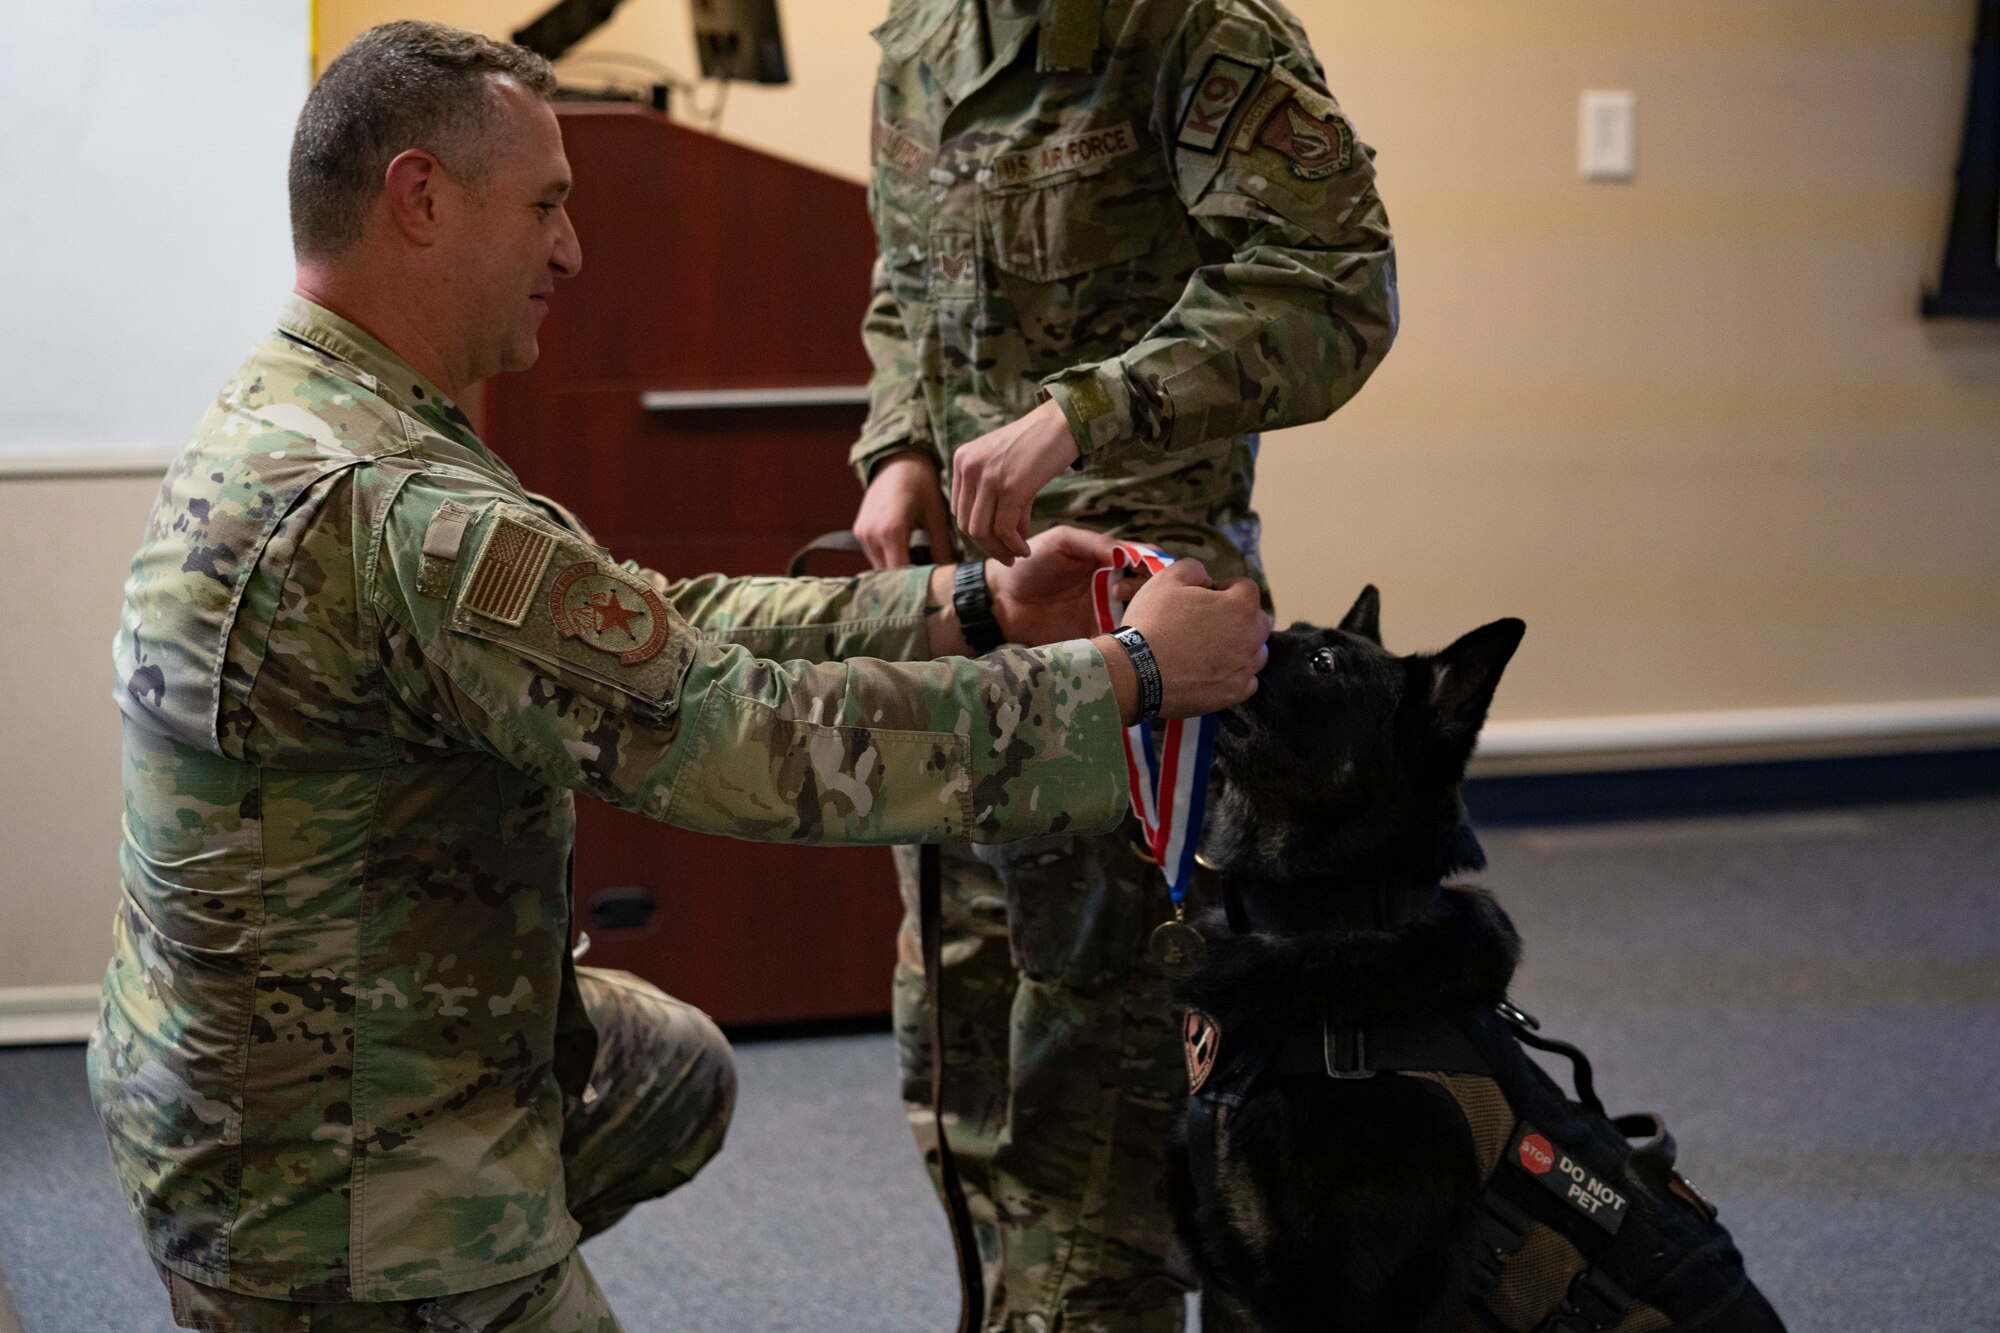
[1183, 1008, 1222, 1093]
[1177, 54, 1262, 154]
[1509, 1123, 1629, 1234]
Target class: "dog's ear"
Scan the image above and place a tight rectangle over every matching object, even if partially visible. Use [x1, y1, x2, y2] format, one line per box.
[1424, 618, 1525, 755]
[1338, 585, 1382, 644]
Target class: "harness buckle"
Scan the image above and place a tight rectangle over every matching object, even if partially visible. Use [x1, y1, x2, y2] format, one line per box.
[1322, 1016, 1375, 1079]
[1469, 1191, 1532, 1295]
[1536, 1266, 1631, 1333]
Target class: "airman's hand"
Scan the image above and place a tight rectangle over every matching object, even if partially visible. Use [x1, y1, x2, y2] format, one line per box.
[854, 452, 953, 568]
[988, 526, 1143, 647]
[1108, 561, 1270, 721]
[949, 399, 1080, 566]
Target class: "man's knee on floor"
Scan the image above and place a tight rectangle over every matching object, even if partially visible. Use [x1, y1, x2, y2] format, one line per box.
[669, 1000, 737, 1174]
[577, 969, 737, 1173]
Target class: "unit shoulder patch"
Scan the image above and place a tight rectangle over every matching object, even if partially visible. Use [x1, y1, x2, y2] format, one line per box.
[548, 561, 671, 665]
[1227, 66, 1354, 181]
[1509, 1123, 1630, 1234]
[1177, 54, 1262, 154]
[1183, 1008, 1221, 1093]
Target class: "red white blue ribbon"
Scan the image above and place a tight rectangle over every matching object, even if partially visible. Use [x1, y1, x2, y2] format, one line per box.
[1092, 542, 1217, 908]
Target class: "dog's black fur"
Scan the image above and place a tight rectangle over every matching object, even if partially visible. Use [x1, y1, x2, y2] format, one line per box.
[1166, 590, 1784, 1333]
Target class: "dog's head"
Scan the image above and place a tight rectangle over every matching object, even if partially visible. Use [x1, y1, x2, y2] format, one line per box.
[1205, 586, 1525, 885]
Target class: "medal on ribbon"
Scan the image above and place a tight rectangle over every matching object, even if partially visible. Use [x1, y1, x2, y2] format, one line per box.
[1091, 542, 1218, 980]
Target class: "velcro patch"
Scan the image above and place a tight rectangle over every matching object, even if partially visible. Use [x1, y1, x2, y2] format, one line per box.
[992, 121, 1139, 187]
[416, 499, 475, 599]
[1178, 55, 1261, 154]
[463, 513, 556, 626]
[1510, 1124, 1629, 1234]
[1183, 1009, 1221, 1093]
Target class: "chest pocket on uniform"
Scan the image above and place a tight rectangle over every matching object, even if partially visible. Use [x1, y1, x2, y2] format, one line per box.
[983, 167, 1184, 282]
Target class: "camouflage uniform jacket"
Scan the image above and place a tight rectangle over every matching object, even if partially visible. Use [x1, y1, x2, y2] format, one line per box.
[853, 0, 1398, 573]
[92, 297, 1128, 1302]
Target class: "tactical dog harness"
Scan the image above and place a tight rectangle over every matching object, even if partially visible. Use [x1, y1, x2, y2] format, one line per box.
[1181, 888, 1756, 1333]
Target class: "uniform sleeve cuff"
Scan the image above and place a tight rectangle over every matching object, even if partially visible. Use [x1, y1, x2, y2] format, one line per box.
[849, 440, 934, 487]
[1042, 366, 1158, 469]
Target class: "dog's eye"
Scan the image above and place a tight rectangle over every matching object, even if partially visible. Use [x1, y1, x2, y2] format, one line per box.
[1310, 648, 1337, 674]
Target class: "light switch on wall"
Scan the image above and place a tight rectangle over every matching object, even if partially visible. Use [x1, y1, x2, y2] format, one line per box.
[1580, 90, 1637, 181]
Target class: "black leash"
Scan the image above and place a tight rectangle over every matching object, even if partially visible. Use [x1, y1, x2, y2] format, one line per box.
[921, 843, 986, 1333]
[792, 531, 974, 1324]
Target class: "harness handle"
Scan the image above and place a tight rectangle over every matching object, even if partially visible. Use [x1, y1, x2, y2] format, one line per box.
[1500, 1006, 1605, 1118]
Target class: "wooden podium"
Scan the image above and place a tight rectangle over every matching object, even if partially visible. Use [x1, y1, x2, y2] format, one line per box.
[484, 104, 903, 1027]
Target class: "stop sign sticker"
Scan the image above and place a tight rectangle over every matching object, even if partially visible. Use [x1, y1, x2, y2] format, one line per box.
[1508, 1123, 1630, 1234]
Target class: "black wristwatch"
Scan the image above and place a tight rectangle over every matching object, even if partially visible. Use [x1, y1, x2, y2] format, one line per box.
[952, 561, 1006, 654]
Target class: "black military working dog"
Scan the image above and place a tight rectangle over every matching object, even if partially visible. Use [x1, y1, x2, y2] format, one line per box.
[1166, 589, 1786, 1333]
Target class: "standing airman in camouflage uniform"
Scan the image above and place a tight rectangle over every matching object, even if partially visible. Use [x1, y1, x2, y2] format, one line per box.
[92, 22, 1271, 1332]
[848, 1, 1398, 1328]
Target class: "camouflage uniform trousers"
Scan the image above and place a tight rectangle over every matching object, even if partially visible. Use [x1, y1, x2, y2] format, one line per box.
[152, 968, 737, 1333]
[894, 831, 1195, 1333]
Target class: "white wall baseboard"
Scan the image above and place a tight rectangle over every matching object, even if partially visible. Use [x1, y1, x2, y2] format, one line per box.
[1473, 697, 2000, 776]
[0, 447, 177, 480]
[0, 984, 99, 1046]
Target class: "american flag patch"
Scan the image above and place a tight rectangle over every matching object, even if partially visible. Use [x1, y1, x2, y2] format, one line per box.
[462, 514, 555, 626]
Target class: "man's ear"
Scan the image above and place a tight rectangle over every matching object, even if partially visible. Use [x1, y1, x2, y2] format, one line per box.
[1338, 584, 1381, 644]
[380, 148, 446, 244]
[1425, 618, 1525, 753]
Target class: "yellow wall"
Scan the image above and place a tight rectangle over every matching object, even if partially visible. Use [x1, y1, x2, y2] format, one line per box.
[0, 0, 1991, 1002]
[318, 0, 2000, 718]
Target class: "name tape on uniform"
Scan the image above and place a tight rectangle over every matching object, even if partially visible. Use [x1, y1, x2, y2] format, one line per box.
[1177, 55, 1262, 153]
[874, 119, 930, 176]
[992, 122, 1139, 187]
[1510, 1124, 1630, 1234]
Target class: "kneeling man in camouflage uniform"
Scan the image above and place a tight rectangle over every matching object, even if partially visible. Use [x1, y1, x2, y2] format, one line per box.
[91, 22, 1270, 1332]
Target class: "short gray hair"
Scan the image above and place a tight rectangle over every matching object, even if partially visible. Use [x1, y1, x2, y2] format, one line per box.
[288, 21, 557, 260]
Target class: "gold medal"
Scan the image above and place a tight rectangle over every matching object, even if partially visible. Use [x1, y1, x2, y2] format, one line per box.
[1149, 919, 1208, 978]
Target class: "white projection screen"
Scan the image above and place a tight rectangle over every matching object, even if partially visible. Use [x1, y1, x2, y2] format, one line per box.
[0, 3, 310, 466]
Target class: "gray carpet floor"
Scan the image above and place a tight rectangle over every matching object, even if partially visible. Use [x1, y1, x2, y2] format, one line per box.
[2, 795, 1996, 1331]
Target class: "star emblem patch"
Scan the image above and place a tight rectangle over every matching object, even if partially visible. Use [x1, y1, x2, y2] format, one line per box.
[548, 562, 670, 665]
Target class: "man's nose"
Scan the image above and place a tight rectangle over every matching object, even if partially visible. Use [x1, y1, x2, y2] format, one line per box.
[552, 208, 582, 279]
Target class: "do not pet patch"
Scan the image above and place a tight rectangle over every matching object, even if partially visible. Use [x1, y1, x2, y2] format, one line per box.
[1510, 1124, 1629, 1234]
